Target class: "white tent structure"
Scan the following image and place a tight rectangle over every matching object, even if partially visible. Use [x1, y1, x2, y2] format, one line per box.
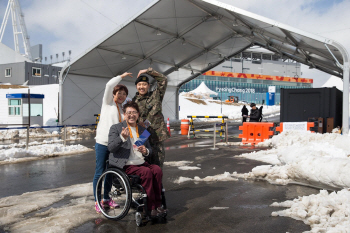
[190, 82, 218, 96]
[322, 76, 343, 91]
[59, 0, 350, 133]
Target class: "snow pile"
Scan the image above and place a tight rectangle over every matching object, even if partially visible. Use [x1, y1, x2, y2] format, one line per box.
[271, 189, 350, 232]
[64, 127, 95, 135]
[0, 182, 96, 233]
[164, 160, 201, 170]
[174, 172, 238, 184]
[0, 128, 54, 140]
[237, 131, 350, 189]
[0, 126, 94, 140]
[0, 139, 64, 149]
[179, 93, 280, 121]
[0, 144, 93, 164]
[209, 207, 229, 210]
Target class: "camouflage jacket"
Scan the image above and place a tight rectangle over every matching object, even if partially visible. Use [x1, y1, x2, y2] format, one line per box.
[132, 68, 170, 143]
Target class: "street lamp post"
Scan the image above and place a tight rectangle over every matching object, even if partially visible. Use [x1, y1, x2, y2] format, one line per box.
[221, 91, 222, 114]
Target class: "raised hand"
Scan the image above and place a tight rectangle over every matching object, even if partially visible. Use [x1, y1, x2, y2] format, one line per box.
[137, 69, 148, 78]
[121, 127, 130, 139]
[120, 72, 133, 79]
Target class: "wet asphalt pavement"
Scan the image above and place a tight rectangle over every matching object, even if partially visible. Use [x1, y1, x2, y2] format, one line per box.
[0, 121, 319, 232]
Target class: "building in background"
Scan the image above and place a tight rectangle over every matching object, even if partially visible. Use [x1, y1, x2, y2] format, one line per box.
[0, 61, 61, 85]
[179, 48, 313, 104]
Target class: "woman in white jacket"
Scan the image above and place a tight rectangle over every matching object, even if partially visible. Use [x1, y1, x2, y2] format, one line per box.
[93, 72, 132, 213]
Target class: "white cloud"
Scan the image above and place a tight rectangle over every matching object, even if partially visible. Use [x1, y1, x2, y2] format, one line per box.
[20, 0, 154, 60]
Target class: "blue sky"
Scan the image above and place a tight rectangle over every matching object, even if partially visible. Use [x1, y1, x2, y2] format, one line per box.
[1, 0, 350, 86]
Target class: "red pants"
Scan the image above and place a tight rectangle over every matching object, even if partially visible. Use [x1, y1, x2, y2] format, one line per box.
[124, 162, 163, 210]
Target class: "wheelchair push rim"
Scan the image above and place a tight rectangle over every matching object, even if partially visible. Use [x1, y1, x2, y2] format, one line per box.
[95, 168, 132, 220]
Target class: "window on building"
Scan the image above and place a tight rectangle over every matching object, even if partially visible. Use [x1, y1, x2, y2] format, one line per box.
[8, 99, 21, 116]
[272, 54, 281, 61]
[262, 54, 272, 60]
[32, 67, 41, 77]
[23, 103, 43, 116]
[242, 52, 251, 60]
[5, 68, 11, 77]
[58, 71, 61, 77]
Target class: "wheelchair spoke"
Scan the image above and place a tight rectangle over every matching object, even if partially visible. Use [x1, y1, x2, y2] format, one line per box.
[96, 168, 132, 220]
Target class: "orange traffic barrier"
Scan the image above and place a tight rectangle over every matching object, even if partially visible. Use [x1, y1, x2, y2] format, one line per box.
[276, 122, 315, 133]
[181, 119, 190, 135]
[239, 122, 274, 145]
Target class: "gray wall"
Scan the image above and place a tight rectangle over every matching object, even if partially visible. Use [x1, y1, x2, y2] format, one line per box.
[0, 61, 61, 85]
[25, 62, 60, 85]
[0, 62, 26, 84]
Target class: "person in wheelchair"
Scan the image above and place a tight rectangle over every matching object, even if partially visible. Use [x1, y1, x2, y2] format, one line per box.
[108, 101, 166, 218]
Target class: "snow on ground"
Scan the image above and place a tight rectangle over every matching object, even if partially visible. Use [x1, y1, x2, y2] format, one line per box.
[0, 126, 94, 140]
[209, 206, 229, 210]
[0, 182, 96, 233]
[173, 130, 350, 232]
[0, 143, 93, 164]
[174, 171, 238, 184]
[237, 131, 350, 189]
[271, 189, 350, 232]
[164, 160, 201, 170]
[179, 92, 280, 121]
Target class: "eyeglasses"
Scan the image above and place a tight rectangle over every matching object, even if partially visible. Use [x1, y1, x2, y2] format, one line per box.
[125, 111, 138, 115]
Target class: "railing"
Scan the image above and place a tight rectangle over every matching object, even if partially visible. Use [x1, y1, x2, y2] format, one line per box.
[187, 115, 228, 138]
[186, 116, 228, 148]
[0, 124, 96, 149]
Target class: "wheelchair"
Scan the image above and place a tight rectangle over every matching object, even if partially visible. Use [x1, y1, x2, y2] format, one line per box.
[95, 163, 167, 227]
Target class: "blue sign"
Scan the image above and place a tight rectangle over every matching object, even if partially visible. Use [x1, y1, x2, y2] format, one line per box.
[266, 92, 275, 106]
[6, 93, 44, 99]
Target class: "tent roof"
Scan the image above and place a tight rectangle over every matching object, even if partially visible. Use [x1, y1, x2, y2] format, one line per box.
[190, 81, 218, 95]
[66, 0, 348, 87]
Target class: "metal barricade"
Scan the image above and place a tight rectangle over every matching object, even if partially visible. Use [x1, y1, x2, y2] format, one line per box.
[186, 116, 229, 147]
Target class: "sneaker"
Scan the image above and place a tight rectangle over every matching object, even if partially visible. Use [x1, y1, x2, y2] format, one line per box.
[157, 207, 167, 216]
[150, 209, 158, 218]
[101, 199, 120, 209]
[95, 202, 103, 214]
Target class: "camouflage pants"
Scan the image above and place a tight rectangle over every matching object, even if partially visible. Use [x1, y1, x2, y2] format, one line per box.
[148, 141, 165, 168]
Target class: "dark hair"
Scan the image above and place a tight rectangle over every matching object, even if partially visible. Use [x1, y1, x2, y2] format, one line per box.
[113, 84, 128, 96]
[122, 101, 140, 113]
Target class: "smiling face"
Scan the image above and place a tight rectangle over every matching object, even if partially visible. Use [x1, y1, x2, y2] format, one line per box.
[113, 90, 127, 104]
[136, 81, 150, 96]
[124, 106, 139, 126]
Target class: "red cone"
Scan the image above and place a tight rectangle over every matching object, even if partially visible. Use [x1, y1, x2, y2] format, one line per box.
[167, 118, 171, 137]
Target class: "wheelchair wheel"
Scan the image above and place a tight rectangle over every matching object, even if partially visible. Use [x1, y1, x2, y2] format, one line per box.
[96, 168, 132, 220]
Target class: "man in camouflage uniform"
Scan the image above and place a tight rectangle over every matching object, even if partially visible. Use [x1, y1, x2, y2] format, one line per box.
[132, 67, 170, 167]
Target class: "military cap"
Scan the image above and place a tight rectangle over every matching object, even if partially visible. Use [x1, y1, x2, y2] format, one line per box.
[250, 103, 256, 107]
[135, 74, 151, 85]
